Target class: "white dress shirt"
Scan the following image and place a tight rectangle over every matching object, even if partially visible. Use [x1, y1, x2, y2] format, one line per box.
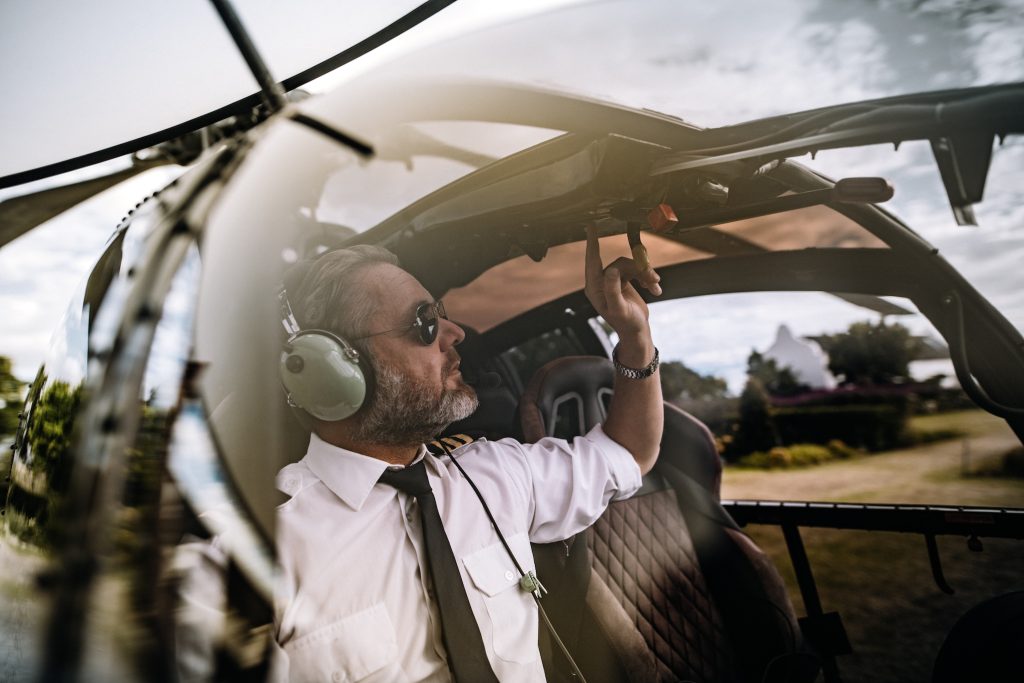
[273, 425, 642, 682]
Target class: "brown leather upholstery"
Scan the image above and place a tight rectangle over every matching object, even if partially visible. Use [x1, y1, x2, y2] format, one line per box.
[519, 355, 809, 683]
[588, 488, 739, 682]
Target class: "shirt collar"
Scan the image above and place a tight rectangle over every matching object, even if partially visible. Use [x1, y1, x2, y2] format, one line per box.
[302, 433, 440, 510]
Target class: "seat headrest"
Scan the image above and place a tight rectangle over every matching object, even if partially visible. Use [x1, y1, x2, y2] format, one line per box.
[519, 356, 614, 441]
[517, 354, 723, 496]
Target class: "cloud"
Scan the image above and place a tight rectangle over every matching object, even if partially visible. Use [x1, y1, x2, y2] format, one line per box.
[0, 166, 181, 379]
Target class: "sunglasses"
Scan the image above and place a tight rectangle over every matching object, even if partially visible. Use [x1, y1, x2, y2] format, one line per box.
[355, 300, 448, 345]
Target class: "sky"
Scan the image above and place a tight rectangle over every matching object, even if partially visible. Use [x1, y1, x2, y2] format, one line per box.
[1, 0, 1022, 393]
[0, 0, 583, 178]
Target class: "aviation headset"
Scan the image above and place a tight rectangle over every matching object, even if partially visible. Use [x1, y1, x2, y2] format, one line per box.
[278, 286, 368, 421]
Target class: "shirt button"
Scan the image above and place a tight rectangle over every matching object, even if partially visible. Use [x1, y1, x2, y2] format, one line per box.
[331, 672, 343, 682]
[504, 570, 516, 582]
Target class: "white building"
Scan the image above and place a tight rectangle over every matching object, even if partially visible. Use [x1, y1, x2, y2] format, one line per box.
[764, 324, 838, 390]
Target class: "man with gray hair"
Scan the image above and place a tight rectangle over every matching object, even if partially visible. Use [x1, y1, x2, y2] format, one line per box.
[273, 228, 664, 682]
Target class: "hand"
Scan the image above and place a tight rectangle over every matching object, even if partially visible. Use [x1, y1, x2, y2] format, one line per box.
[584, 226, 662, 342]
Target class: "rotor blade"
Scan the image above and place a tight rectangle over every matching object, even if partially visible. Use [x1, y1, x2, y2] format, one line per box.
[0, 159, 168, 248]
[376, 125, 499, 168]
[669, 228, 915, 316]
[830, 292, 914, 316]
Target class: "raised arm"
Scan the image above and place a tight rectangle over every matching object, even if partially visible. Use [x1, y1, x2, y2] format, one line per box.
[583, 226, 664, 474]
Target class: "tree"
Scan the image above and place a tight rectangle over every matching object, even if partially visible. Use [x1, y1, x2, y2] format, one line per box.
[660, 360, 729, 402]
[27, 379, 83, 490]
[818, 320, 924, 385]
[730, 377, 779, 457]
[746, 351, 807, 397]
[0, 356, 26, 440]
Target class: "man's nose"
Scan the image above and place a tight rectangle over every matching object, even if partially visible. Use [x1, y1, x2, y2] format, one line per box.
[438, 317, 465, 350]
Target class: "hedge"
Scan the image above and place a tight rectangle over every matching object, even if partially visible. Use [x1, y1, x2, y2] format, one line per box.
[772, 403, 908, 452]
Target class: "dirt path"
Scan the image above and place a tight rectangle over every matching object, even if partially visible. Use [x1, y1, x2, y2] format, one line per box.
[0, 535, 49, 680]
[721, 412, 1024, 507]
[0, 533, 137, 681]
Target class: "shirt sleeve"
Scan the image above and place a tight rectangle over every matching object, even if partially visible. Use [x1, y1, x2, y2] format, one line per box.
[490, 424, 642, 544]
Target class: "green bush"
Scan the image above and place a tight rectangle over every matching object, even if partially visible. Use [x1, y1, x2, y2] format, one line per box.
[737, 450, 772, 468]
[826, 439, 862, 459]
[787, 443, 834, 465]
[738, 443, 837, 469]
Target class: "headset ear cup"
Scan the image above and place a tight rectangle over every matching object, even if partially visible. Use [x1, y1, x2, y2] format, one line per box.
[351, 340, 375, 407]
[279, 331, 367, 421]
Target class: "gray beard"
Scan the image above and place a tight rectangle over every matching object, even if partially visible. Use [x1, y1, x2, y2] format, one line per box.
[353, 357, 479, 446]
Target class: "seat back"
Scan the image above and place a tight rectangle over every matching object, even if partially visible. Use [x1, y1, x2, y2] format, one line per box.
[519, 355, 722, 496]
[933, 590, 1024, 683]
[519, 355, 814, 683]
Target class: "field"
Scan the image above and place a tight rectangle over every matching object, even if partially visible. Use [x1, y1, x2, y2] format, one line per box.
[720, 410, 1024, 682]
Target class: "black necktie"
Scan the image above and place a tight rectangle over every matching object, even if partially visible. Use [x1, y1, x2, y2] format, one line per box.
[379, 460, 499, 683]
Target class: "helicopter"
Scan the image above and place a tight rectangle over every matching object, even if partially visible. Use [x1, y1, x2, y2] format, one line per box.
[1, 1, 1023, 681]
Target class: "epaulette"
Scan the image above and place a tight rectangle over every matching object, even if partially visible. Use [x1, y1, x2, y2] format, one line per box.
[426, 433, 475, 457]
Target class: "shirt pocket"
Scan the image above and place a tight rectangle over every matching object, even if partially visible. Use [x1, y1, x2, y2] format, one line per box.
[462, 533, 540, 665]
[283, 603, 400, 682]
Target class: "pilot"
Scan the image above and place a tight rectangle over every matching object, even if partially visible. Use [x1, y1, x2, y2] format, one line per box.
[273, 226, 664, 682]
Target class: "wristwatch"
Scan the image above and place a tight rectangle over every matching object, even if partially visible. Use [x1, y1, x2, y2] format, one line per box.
[612, 344, 660, 380]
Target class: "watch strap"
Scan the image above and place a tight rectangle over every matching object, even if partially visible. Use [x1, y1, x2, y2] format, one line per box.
[612, 344, 660, 379]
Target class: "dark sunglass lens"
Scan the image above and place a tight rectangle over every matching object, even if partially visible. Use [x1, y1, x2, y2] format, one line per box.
[422, 322, 438, 345]
[417, 303, 439, 345]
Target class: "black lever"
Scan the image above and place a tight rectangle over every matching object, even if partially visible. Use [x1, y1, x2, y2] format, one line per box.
[925, 533, 955, 595]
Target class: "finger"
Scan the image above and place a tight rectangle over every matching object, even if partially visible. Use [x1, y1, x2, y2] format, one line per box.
[603, 256, 663, 296]
[603, 256, 642, 280]
[585, 226, 604, 295]
[603, 266, 631, 318]
[584, 226, 608, 307]
[642, 265, 663, 297]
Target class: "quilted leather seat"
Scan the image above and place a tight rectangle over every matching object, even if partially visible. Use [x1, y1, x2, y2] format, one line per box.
[519, 356, 818, 683]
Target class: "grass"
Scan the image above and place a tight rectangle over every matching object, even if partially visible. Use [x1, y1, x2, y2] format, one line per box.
[745, 527, 1023, 683]
[721, 410, 1024, 683]
[907, 409, 1003, 438]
